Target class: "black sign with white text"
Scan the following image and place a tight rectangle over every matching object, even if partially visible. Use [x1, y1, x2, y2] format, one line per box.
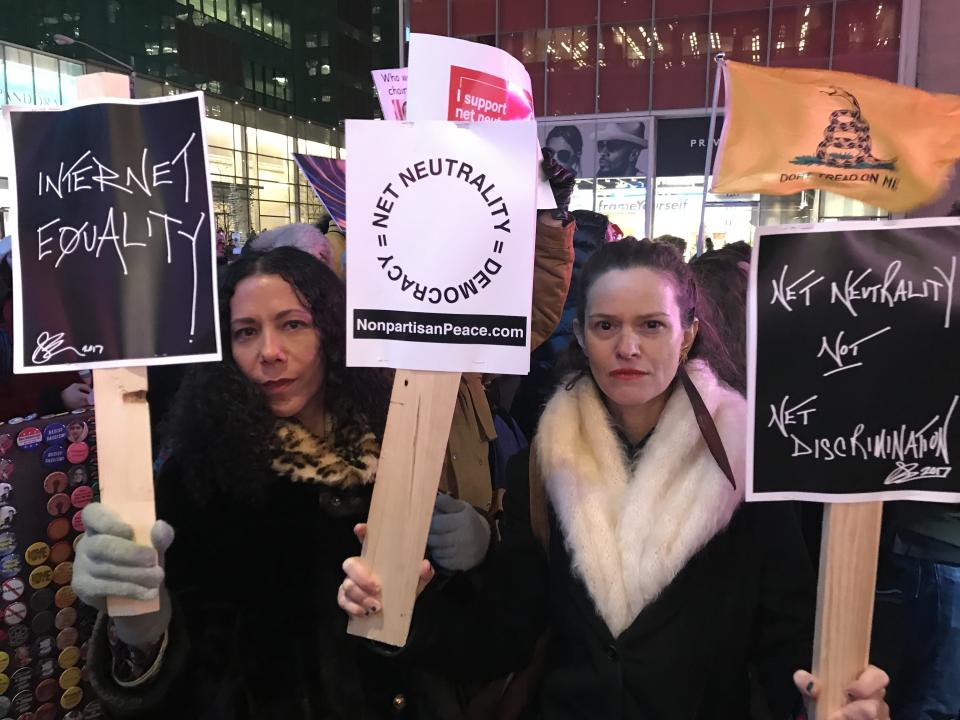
[9, 93, 220, 373]
[748, 220, 960, 502]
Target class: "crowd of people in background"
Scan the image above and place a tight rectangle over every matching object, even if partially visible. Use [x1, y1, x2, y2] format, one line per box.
[0, 146, 954, 720]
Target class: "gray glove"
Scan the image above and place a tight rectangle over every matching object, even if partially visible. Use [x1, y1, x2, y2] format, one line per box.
[73, 503, 175, 650]
[427, 493, 492, 572]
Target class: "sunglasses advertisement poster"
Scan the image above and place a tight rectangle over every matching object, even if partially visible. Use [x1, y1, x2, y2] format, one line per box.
[747, 217, 960, 503]
[345, 119, 538, 375]
[406, 33, 555, 210]
[5, 93, 221, 374]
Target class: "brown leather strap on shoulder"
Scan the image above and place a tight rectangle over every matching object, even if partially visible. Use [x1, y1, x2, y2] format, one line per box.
[528, 442, 551, 552]
[678, 365, 737, 490]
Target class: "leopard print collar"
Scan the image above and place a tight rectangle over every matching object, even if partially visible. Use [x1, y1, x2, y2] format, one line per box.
[271, 418, 379, 489]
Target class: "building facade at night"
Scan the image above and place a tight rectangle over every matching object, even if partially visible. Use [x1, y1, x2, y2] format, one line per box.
[408, 0, 911, 248]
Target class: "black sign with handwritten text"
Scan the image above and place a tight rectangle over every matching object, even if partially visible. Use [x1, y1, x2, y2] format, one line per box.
[10, 94, 219, 372]
[750, 221, 960, 501]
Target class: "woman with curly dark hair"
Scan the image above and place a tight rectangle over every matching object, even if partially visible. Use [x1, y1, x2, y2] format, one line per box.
[73, 247, 437, 719]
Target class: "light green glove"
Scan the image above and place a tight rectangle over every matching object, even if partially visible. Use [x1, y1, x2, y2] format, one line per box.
[73, 503, 175, 650]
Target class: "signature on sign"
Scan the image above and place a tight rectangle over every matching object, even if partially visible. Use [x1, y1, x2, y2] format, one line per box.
[884, 462, 952, 486]
[31, 332, 104, 365]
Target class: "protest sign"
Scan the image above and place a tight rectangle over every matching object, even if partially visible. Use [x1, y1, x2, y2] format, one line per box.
[6, 92, 220, 374]
[293, 154, 346, 232]
[406, 33, 555, 209]
[748, 218, 960, 503]
[371, 67, 407, 120]
[344, 120, 538, 375]
[747, 217, 960, 718]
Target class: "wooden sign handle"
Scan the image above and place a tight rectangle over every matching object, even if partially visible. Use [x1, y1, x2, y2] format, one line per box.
[92, 367, 160, 616]
[347, 369, 461, 646]
[810, 502, 883, 719]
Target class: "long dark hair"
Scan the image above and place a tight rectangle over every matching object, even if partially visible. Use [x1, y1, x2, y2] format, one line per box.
[558, 237, 738, 390]
[162, 247, 390, 503]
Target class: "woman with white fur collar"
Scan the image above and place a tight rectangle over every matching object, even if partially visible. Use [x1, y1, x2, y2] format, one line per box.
[341, 238, 890, 720]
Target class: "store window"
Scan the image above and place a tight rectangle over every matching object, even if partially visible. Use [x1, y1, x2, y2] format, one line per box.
[600, 0, 652, 24]
[410, 0, 448, 35]
[500, 0, 544, 33]
[4, 47, 35, 105]
[770, 2, 832, 69]
[251, 2, 263, 31]
[711, 10, 768, 65]
[33, 53, 61, 105]
[546, 25, 596, 115]
[651, 15, 708, 110]
[58, 60, 82, 104]
[598, 23, 652, 113]
[655, 0, 708, 15]
[550, 0, 597, 28]
[452, 0, 495, 36]
[832, 0, 901, 81]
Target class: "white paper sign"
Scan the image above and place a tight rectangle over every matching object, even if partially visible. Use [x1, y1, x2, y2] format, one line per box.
[346, 120, 538, 374]
[406, 34, 556, 210]
[371, 67, 407, 120]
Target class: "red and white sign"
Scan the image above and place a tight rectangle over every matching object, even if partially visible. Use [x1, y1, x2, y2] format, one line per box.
[447, 66, 534, 122]
[406, 34, 553, 208]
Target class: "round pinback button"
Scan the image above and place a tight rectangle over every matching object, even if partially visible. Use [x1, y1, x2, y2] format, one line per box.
[0, 485, 11, 506]
[35, 702, 57, 720]
[54, 587, 75, 610]
[57, 667, 80, 691]
[46, 496, 69, 518]
[0, 534, 16, 558]
[24, 543, 50, 568]
[70, 514, 84, 534]
[42, 473, 67, 496]
[0, 650, 8, 674]
[28, 567, 52, 591]
[0, 555, 20, 580]
[46, 521, 70, 545]
[0, 435, 12, 456]
[66, 466, 87, 488]
[11, 688, 33, 714]
[6, 624, 28, 648]
[56, 647, 78, 670]
[30, 637, 53, 660]
[54, 608, 75, 631]
[36, 658, 55, 680]
[64, 422, 88, 444]
[42, 424, 66, 446]
[48, 543, 71, 565]
[60, 686, 82, 711]
[0, 672, 8, 694]
[65, 443, 88, 465]
[0, 695, 9, 716]
[30, 612, 53, 636]
[1, 579, 23, 603]
[69, 488, 91, 511]
[0, 461, 13, 484]
[83, 700, 103, 719]
[51, 563, 72, 587]
[0, 507, 15, 532]
[12, 645, 30, 670]
[15, 429, 41, 452]
[10, 668, 32, 695]
[39, 447, 65, 471]
[2, 603, 27, 627]
[55, 628, 77, 651]
[29, 590, 53, 613]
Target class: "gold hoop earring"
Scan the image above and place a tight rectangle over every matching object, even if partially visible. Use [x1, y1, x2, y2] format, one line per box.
[679, 349, 689, 365]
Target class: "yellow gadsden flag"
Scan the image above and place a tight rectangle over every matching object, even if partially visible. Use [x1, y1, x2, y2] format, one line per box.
[712, 61, 960, 212]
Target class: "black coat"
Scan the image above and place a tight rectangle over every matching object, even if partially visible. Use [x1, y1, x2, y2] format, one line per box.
[425, 448, 817, 720]
[88, 457, 453, 720]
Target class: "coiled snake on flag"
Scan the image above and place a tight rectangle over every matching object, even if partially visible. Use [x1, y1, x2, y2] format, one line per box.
[815, 86, 891, 168]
